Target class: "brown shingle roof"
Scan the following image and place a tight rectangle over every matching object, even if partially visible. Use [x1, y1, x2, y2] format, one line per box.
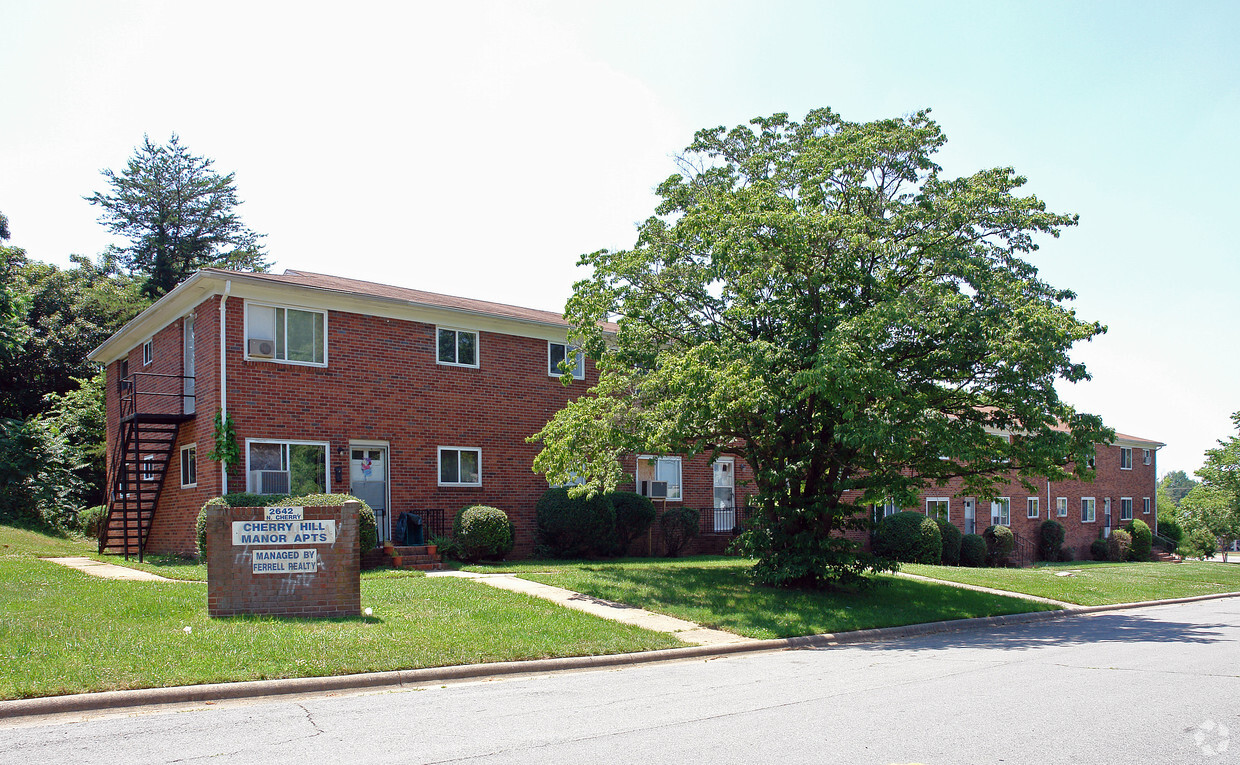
[202, 267, 617, 331]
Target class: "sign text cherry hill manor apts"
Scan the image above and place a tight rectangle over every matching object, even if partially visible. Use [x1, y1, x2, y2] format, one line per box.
[206, 502, 361, 617]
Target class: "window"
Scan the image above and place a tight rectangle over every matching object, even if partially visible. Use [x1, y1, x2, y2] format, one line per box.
[1143, 497, 1151, 515]
[636, 455, 682, 501]
[992, 498, 1011, 526]
[548, 342, 584, 379]
[180, 444, 197, 488]
[1027, 497, 1039, 519]
[246, 440, 328, 495]
[1082, 497, 1096, 523]
[437, 327, 478, 367]
[876, 499, 899, 517]
[245, 302, 326, 365]
[1057, 497, 1068, 517]
[1087, 454, 1096, 469]
[1143, 449, 1151, 465]
[142, 339, 153, 366]
[141, 454, 156, 482]
[1120, 447, 1132, 470]
[926, 498, 949, 521]
[1120, 497, 1133, 521]
[439, 447, 481, 486]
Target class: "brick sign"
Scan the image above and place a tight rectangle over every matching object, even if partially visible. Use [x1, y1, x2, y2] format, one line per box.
[206, 502, 360, 617]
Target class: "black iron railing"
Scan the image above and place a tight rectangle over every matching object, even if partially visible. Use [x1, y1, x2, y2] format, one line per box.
[119, 372, 196, 421]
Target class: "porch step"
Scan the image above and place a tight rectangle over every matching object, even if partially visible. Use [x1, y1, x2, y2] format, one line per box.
[1152, 549, 1182, 563]
[384, 544, 443, 571]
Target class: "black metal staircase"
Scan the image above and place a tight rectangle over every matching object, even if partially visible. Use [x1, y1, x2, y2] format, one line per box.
[100, 373, 194, 561]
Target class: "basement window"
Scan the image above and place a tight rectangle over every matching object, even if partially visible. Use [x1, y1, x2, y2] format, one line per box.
[180, 444, 197, 488]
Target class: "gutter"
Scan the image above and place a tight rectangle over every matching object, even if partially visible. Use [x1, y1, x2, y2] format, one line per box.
[220, 280, 231, 495]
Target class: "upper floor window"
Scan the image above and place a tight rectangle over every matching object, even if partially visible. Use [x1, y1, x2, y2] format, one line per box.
[548, 342, 584, 379]
[437, 327, 478, 367]
[926, 498, 949, 521]
[1143, 449, 1151, 465]
[247, 440, 328, 495]
[142, 339, 153, 366]
[1120, 447, 1132, 470]
[637, 455, 682, 501]
[1027, 497, 1039, 519]
[245, 302, 326, 365]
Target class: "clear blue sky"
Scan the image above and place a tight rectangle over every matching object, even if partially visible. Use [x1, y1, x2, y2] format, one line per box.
[2, 0, 1235, 477]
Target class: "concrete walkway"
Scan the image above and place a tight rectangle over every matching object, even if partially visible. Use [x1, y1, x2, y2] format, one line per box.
[894, 571, 1075, 607]
[41, 557, 179, 583]
[430, 570, 756, 646]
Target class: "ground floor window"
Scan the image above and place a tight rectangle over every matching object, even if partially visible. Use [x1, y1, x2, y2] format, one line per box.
[439, 447, 481, 486]
[926, 498, 949, 520]
[180, 444, 197, 488]
[992, 498, 1011, 527]
[1120, 497, 1133, 521]
[637, 455, 682, 501]
[1144, 497, 1151, 515]
[1057, 497, 1068, 517]
[1027, 497, 1039, 519]
[141, 454, 156, 482]
[247, 440, 328, 495]
[1082, 497, 1096, 523]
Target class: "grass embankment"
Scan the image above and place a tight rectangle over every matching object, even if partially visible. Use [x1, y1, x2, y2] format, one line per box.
[902, 560, 1240, 606]
[464, 556, 1058, 640]
[0, 526, 680, 700]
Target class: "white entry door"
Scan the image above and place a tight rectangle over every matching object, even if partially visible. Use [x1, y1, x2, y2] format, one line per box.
[350, 445, 389, 543]
[712, 458, 735, 532]
[964, 498, 976, 535]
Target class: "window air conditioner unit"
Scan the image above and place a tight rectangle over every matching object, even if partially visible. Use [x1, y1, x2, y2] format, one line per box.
[248, 338, 275, 358]
[249, 470, 290, 495]
[641, 480, 668, 499]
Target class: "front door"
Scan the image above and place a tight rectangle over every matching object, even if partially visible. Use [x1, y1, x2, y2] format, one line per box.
[182, 316, 195, 415]
[350, 445, 389, 543]
[712, 458, 735, 532]
[1104, 497, 1112, 538]
[964, 498, 976, 535]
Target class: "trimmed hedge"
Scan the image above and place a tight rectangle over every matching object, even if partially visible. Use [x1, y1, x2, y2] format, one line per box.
[659, 506, 699, 557]
[611, 491, 657, 551]
[874, 511, 942, 564]
[452, 505, 514, 562]
[1090, 536, 1110, 561]
[1038, 519, 1066, 562]
[960, 534, 987, 567]
[934, 517, 962, 566]
[196, 492, 375, 558]
[983, 524, 1015, 566]
[1125, 519, 1152, 561]
[1107, 529, 1132, 562]
[535, 488, 617, 558]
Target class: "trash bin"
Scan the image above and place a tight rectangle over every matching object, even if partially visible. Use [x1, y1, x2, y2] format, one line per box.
[395, 512, 425, 546]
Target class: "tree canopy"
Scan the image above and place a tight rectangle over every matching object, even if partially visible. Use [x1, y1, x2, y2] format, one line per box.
[1159, 469, 1198, 505]
[1181, 411, 1240, 558]
[86, 134, 268, 297]
[532, 108, 1110, 588]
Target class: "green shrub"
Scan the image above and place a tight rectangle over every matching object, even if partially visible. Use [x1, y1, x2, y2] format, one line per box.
[196, 492, 375, 558]
[1107, 529, 1132, 562]
[959, 534, 987, 567]
[1038, 519, 1066, 562]
[1090, 537, 1110, 561]
[1182, 525, 1219, 559]
[1058, 544, 1075, 562]
[452, 505, 514, 562]
[427, 533, 459, 561]
[934, 517, 962, 566]
[78, 505, 107, 539]
[1157, 517, 1183, 545]
[873, 511, 942, 564]
[659, 506, 700, 557]
[982, 524, 1015, 566]
[609, 491, 657, 551]
[1125, 519, 1153, 561]
[535, 488, 617, 558]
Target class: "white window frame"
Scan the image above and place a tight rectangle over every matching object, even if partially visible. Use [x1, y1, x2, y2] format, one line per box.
[636, 455, 683, 502]
[438, 446, 482, 487]
[244, 438, 331, 494]
[926, 497, 950, 521]
[547, 342, 585, 380]
[1057, 496, 1068, 517]
[142, 339, 153, 366]
[1143, 497, 1151, 515]
[180, 443, 197, 489]
[141, 454, 156, 482]
[436, 327, 480, 368]
[1143, 449, 1151, 465]
[1082, 497, 1096, 523]
[1027, 497, 1039, 519]
[1120, 447, 1132, 470]
[1120, 497, 1133, 522]
[992, 497, 1011, 527]
[243, 300, 328, 367]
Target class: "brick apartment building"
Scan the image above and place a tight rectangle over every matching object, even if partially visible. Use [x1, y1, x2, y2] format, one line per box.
[88, 268, 1161, 560]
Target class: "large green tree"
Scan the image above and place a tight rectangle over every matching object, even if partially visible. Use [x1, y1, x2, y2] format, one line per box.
[1183, 411, 1240, 560]
[1159, 469, 1198, 505]
[86, 134, 269, 297]
[532, 108, 1110, 588]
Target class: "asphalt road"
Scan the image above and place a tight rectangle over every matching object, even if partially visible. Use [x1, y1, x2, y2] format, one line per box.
[3, 598, 1238, 765]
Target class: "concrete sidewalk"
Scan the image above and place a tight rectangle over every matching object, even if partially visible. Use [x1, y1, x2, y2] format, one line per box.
[40, 557, 181, 583]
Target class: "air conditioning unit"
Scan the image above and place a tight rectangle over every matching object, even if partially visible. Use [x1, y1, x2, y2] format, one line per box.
[248, 470, 290, 495]
[248, 338, 275, 358]
[641, 480, 669, 499]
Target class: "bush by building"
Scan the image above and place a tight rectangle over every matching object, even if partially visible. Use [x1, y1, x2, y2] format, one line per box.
[659, 506, 700, 557]
[452, 505, 514, 562]
[535, 488, 617, 558]
[1107, 529, 1132, 562]
[935, 517, 962, 566]
[1125, 519, 1153, 561]
[982, 524, 1015, 566]
[960, 534, 987, 567]
[610, 491, 657, 551]
[873, 511, 942, 565]
[1038, 519, 1065, 562]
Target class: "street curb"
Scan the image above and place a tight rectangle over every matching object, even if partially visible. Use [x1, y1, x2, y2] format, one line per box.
[4, 589, 1238, 721]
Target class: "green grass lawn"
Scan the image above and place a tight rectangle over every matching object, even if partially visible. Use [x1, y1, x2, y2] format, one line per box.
[467, 556, 1057, 640]
[0, 525, 681, 700]
[902, 560, 1240, 606]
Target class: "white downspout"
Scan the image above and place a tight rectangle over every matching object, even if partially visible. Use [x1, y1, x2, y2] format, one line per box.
[219, 280, 231, 494]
